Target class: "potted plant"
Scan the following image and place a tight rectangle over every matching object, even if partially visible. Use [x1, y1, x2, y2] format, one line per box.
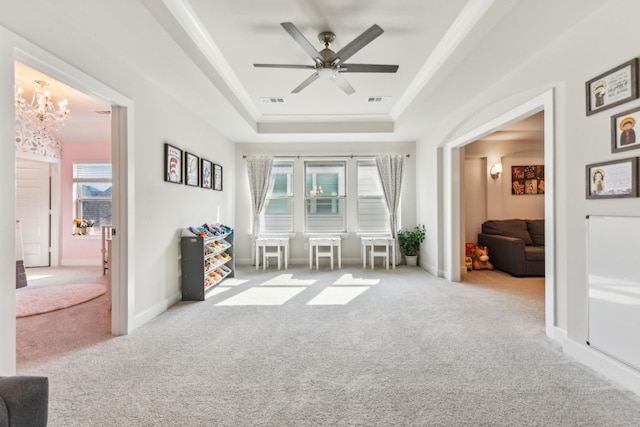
[397, 224, 426, 266]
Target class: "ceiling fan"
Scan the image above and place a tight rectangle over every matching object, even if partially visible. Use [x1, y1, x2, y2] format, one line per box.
[254, 22, 398, 95]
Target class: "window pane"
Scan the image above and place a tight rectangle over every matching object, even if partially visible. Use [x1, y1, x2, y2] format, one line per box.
[269, 163, 293, 196]
[358, 198, 389, 233]
[305, 198, 346, 233]
[79, 183, 112, 198]
[80, 200, 112, 227]
[305, 162, 345, 197]
[261, 161, 294, 233]
[74, 163, 112, 179]
[357, 160, 389, 233]
[262, 199, 293, 233]
[358, 161, 384, 196]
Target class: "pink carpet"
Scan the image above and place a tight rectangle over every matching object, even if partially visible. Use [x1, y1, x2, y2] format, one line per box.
[16, 283, 106, 318]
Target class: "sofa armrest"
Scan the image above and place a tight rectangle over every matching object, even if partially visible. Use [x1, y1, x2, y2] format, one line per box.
[477, 233, 527, 276]
[0, 376, 48, 427]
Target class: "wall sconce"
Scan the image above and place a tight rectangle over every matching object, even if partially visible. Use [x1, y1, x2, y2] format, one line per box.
[490, 163, 502, 181]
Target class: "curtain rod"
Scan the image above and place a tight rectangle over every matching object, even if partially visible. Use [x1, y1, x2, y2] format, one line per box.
[243, 154, 410, 159]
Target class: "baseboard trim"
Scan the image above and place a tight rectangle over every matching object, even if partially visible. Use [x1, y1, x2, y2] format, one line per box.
[563, 337, 640, 396]
[131, 292, 181, 332]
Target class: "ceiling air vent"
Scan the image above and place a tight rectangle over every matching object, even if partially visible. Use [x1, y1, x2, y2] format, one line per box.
[367, 96, 390, 103]
[261, 97, 286, 104]
[93, 110, 112, 115]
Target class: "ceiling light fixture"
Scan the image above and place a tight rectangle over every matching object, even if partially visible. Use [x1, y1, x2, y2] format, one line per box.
[15, 80, 70, 130]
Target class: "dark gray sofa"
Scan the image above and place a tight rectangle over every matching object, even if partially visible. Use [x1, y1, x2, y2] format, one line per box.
[0, 376, 48, 427]
[477, 219, 545, 277]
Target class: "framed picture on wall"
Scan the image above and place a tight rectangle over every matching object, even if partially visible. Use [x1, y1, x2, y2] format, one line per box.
[611, 106, 640, 153]
[213, 164, 223, 191]
[184, 152, 199, 187]
[586, 157, 638, 199]
[164, 142, 183, 184]
[200, 158, 212, 189]
[511, 165, 545, 195]
[586, 58, 638, 116]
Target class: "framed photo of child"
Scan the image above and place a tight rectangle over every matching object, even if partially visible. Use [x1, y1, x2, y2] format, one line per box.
[611, 106, 640, 153]
[585, 157, 638, 199]
[585, 58, 638, 116]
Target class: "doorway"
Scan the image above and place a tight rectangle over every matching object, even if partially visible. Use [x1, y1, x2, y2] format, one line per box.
[14, 51, 131, 336]
[443, 89, 556, 338]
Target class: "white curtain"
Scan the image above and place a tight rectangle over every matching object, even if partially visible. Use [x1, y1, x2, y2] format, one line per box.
[247, 156, 274, 264]
[376, 154, 404, 261]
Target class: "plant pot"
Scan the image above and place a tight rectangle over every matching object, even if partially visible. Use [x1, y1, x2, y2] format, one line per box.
[405, 255, 418, 266]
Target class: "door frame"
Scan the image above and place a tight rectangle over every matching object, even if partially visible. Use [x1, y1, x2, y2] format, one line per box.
[442, 89, 556, 339]
[15, 47, 134, 335]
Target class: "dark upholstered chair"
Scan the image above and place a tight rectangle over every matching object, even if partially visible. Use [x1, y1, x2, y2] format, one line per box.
[0, 376, 48, 427]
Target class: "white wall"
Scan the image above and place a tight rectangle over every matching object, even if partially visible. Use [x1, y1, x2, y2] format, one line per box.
[235, 142, 416, 266]
[415, 0, 640, 393]
[0, 1, 239, 374]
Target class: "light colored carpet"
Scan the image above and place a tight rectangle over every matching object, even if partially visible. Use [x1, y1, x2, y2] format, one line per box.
[16, 266, 640, 426]
[16, 283, 106, 318]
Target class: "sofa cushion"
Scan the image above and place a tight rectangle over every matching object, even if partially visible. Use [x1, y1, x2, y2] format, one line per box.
[526, 219, 545, 246]
[482, 220, 533, 245]
[525, 246, 545, 261]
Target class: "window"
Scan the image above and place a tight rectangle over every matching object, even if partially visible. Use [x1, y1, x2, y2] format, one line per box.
[261, 161, 294, 233]
[304, 161, 346, 233]
[357, 160, 390, 233]
[73, 163, 112, 228]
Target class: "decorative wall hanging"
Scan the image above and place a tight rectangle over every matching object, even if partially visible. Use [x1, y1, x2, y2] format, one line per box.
[213, 164, 223, 191]
[585, 157, 638, 199]
[611, 106, 640, 153]
[164, 143, 183, 184]
[511, 165, 544, 195]
[184, 151, 199, 187]
[200, 158, 212, 189]
[586, 58, 638, 116]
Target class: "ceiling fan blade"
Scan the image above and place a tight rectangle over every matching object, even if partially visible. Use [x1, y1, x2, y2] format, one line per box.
[292, 72, 320, 93]
[254, 64, 316, 70]
[340, 64, 398, 73]
[281, 22, 322, 64]
[331, 73, 355, 95]
[330, 24, 384, 64]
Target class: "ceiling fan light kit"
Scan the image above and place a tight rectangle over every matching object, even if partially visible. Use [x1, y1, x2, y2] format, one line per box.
[254, 22, 399, 95]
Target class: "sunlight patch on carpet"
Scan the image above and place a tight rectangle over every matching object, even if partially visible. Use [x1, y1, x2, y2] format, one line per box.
[307, 286, 369, 305]
[260, 274, 317, 287]
[332, 274, 380, 286]
[215, 287, 305, 306]
[16, 283, 106, 318]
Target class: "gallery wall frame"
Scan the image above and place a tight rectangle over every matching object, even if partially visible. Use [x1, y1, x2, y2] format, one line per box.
[611, 106, 640, 153]
[201, 158, 213, 189]
[586, 58, 638, 116]
[213, 164, 223, 191]
[164, 142, 183, 184]
[585, 157, 638, 199]
[185, 151, 199, 187]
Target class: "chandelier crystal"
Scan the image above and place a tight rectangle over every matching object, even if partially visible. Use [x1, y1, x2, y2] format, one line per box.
[15, 79, 70, 130]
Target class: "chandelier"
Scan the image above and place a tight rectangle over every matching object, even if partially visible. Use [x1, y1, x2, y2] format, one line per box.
[15, 79, 70, 130]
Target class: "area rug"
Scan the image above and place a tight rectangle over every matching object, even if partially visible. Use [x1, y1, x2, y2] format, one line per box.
[16, 283, 106, 318]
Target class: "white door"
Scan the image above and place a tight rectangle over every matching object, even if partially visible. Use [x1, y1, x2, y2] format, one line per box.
[16, 158, 51, 267]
